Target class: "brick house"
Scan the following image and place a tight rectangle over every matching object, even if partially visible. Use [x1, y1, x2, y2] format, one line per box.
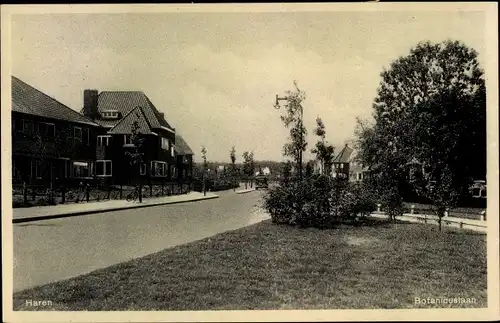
[11, 76, 101, 188]
[80, 89, 193, 187]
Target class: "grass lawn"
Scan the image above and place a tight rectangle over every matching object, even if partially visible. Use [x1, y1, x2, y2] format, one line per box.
[13, 219, 486, 310]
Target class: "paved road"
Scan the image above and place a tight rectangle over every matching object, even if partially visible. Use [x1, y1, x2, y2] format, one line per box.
[13, 190, 269, 292]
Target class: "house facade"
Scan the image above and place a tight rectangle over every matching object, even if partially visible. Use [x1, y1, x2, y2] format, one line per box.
[11, 76, 101, 188]
[80, 89, 194, 187]
[313, 143, 369, 182]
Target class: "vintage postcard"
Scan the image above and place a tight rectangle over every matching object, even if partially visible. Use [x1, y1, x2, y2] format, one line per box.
[2, 2, 499, 322]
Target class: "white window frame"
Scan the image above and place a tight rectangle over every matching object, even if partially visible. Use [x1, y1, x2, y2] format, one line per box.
[171, 145, 175, 157]
[140, 163, 147, 175]
[95, 160, 112, 177]
[32, 160, 42, 179]
[161, 137, 169, 150]
[74, 126, 82, 143]
[83, 128, 90, 145]
[170, 165, 176, 179]
[35, 122, 56, 138]
[72, 161, 92, 178]
[124, 134, 133, 145]
[23, 119, 33, 134]
[97, 135, 112, 146]
[151, 161, 167, 177]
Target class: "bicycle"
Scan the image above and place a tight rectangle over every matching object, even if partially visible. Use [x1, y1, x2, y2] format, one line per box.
[126, 185, 140, 202]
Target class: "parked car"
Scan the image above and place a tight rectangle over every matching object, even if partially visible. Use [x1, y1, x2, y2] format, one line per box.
[254, 175, 269, 190]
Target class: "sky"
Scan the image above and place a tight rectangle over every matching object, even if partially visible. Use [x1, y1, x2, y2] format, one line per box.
[10, 8, 486, 162]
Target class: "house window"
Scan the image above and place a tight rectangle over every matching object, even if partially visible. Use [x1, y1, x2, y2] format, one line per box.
[151, 161, 167, 177]
[35, 122, 55, 139]
[73, 161, 91, 178]
[74, 127, 82, 143]
[140, 163, 147, 175]
[340, 163, 344, 170]
[96, 160, 112, 177]
[101, 110, 120, 119]
[170, 165, 176, 179]
[32, 160, 42, 179]
[23, 120, 34, 134]
[161, 137, 169, 150]
[171, 145, 175, 157]
[83, 128, 90, 145]
[124, 134, 133, 145]
[97, 135, 111, 146]
[358, 173, 363, 181]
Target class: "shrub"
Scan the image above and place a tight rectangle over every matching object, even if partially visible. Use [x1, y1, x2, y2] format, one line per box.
[263, 173, 379, 228]
[262, 184, 295, 224]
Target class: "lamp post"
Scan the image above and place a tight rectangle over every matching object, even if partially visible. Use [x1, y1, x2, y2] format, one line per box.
[274, 94, 304, 181]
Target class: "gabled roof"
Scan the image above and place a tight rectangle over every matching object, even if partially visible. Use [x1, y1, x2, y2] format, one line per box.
[108, 106, 154, 135]
[93, 91, 174, 132]
[11, 76, 99, 127]
[175, 134, 194, 155]
[333, 144, 354, 163]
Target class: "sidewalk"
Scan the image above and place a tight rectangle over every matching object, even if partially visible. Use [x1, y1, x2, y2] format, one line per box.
[370, 211, 487, 233]
[13, 191, 219, 223]
[235, 188, 256, 194]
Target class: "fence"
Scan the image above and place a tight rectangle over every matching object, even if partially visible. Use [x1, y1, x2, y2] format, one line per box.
[12, 181, 192, 208]
[372, 203, 487, 232]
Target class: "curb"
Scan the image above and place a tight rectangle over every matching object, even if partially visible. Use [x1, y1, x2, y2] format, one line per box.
[13, 195, 219, 224]
[235, 189, 256, 194]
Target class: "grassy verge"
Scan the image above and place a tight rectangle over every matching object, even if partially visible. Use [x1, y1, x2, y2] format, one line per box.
[14, 219, 486, 310]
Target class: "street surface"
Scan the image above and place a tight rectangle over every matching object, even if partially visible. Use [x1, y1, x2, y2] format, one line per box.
[13, 190, 268, 292]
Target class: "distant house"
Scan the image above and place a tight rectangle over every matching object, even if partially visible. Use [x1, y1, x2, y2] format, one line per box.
[332, 144, 353, 179]
[11, 76, 101, 187]
[80, 89, 193, 187]
[175, 134, 194, 183]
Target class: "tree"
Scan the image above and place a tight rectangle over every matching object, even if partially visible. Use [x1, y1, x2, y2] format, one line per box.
[281, 160, 292, 186]
[125, 121, 146, 202]
[356, 40, 486, 227]
[279, 81, 307, 180]
[249, 151, 255, 188]
[242, 151, 251, 189]
[230, 146, 237, 191]
[201, 146, 208, 196]
[311, 116, 335, 176]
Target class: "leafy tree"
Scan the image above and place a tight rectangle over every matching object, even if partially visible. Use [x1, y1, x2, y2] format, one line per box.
[201, 146, 208, 195]
[281, 160, 292, 186]
[242, 151, 252, 189]
[125, 121, 146, 202]
[279, 81, 307, 180]
[356, 40, 486, 227]
[311, 116, 335, 176]
[248, 151, 255, 188]
[230, 146, 237, 191]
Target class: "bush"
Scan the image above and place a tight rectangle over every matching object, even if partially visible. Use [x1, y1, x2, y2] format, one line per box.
[263, 174, 378, 228]
[262, 185, 295, 224]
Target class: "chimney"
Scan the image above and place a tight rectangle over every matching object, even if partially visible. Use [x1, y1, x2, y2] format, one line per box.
[83, 89, 99, 120]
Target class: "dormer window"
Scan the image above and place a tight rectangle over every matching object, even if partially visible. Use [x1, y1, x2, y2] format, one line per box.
[101, 110, 121, 119]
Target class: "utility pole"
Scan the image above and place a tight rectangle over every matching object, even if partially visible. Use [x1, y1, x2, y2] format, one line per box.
[274, 93, 304, 181]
